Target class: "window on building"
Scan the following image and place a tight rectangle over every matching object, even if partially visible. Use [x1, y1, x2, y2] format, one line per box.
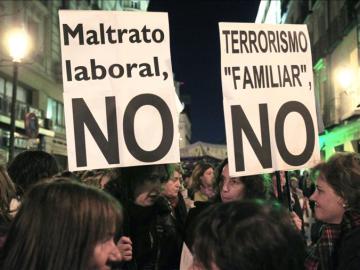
[28, 17, 44, 63]
[131, 0, 139, 9]
[3, 80, 29, 102]
[47, 98, 65, 127]
[25, 2, 47, 65]
[0, 76, 32, 119]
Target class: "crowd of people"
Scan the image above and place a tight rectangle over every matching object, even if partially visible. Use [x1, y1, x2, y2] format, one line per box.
[0, 150, 359, 269]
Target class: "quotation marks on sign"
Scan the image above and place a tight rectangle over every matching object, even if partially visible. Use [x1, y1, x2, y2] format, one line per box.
[224, 64, 309, 90]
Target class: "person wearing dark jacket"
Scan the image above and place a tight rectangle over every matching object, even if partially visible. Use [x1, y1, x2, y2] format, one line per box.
[160, 164, 187, 270]
[107, 164, 186, 270]
[305, 152, 360, 270]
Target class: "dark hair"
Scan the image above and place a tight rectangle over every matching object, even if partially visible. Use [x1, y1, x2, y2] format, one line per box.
[240, 175, 266, 199]
[1, 179, 122, 270]
[118, 164, 170, 203]
[0, 166, 16, 230]
[214, 158, 229, 186]
[313, 152, 360, 210]
[53, 170, 80, 182]
[193, 200, 305, 270]
[7, 150, 60, 196]
[191, 162, 214, 190]
[213, 158, 265, 202]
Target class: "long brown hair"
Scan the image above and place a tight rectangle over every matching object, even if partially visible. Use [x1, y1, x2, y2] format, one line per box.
[191, 162, 214, 190]
[1, 179, 122, 270]
[0, 166, 16, 219]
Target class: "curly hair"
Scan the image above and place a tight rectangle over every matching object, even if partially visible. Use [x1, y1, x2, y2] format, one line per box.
[313, 152, 360, 210]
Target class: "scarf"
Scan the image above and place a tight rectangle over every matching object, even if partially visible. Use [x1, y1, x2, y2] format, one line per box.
[305, 210, 360, 270]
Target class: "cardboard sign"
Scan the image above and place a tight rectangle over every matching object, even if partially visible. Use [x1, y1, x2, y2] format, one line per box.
[59, 10, 180, 171]
[219, 23, 320, 176]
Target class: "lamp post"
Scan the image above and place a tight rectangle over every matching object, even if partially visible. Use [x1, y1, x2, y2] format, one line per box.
[6, 28, 29, 161]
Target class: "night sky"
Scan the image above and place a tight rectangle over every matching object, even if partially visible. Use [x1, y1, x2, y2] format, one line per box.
[148, 0, 261, 144]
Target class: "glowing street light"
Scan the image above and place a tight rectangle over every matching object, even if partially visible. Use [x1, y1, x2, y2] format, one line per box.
[6, 28, 30, 62]
[5, 27, 30, 161]
[336, 67, 354, 90]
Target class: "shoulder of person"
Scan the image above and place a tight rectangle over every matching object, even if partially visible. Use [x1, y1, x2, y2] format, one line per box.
[187, 201, 213, 223]
[337, 227, 360, 270]
[155, 196, 172, 216]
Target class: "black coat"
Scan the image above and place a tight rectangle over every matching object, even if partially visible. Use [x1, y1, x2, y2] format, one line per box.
[121, 194, 187, 270]
[184, 201, 213, 251]
[336, 227, 360, 270]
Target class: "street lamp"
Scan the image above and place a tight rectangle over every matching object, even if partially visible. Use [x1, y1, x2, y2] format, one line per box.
[336, 66, 354, 90]
[5, 27, 30, 161]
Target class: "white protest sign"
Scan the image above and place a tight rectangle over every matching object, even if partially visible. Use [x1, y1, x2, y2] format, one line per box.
[59, 10, 180, 171]
[219, 23, 320, 176]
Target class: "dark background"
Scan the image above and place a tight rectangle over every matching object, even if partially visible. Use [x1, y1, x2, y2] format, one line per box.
[148, 0, 261, 144]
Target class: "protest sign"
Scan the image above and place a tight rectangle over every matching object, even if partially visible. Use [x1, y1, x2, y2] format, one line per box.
[59, 10, 179, 171]
[219, 23, 320, 176]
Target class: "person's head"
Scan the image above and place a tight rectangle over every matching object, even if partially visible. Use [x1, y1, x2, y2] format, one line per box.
[191, 162, 214, 190]
[191, 200, 305, 270]
[290, 176, 299, 190]
[119, 164, 170, 207]
[215, 159, 265, 203]
[7, 150, 60, 196]
[162, 164, 183, 199]
[1, 179, 123, 270]
[310, 152, 360, 224]
[0, 166, 16, 221]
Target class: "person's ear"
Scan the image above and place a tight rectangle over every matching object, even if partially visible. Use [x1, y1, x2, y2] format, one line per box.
[337, 197, 347, 208]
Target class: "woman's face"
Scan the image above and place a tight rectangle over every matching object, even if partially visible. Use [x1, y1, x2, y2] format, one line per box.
[310, 175, 345, 224]
[162, 171, 181, 199]
[200, 167, 214, 187]
[220, 164, 245, 203]
[91, 237, 120, 270]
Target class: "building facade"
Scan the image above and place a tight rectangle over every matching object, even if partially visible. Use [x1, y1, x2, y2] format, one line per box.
[0, 0, 148, 167]
[257, 0, 360, 160]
